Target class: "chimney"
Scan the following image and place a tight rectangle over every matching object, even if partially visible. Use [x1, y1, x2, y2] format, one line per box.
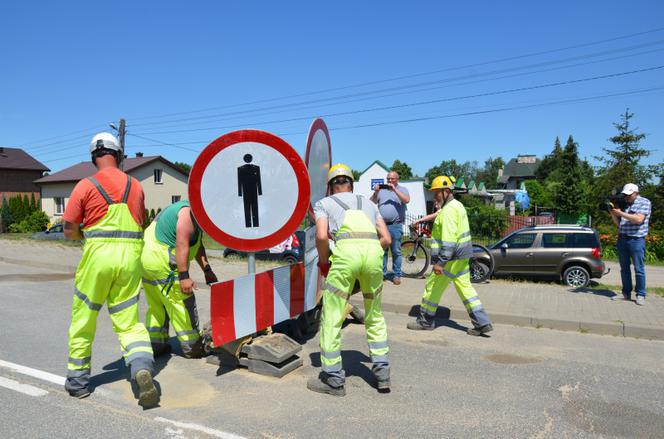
[135, 152, 144, 157]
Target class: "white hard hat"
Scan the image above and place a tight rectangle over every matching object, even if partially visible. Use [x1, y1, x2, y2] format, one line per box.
[90, 132, 122, 154]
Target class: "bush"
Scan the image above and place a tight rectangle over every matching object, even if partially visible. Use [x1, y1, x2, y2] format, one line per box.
[7, 210, 49, 233]
[462, 198, 508, 240]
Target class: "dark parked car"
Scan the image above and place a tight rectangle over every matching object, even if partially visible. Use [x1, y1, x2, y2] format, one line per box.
[223, 231, 305, 264]
[475, 225, 607, 287]
[31, 223, 65, 240]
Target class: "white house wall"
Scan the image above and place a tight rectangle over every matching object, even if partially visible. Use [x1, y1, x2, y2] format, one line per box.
[131, 165, 189, 212]
[41, 182, 76, 221]
[354, 163, 427, 219]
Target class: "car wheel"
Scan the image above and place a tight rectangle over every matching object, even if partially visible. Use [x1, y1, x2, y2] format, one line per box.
[282, 255, 298, 265]
[563, 265, 590, 288]
[470, 261, 491, 283]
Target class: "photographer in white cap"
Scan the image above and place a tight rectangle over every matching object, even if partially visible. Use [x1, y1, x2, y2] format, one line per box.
[608, 183, 651, 305]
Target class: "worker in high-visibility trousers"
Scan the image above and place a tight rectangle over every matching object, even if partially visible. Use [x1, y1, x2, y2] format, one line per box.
[308, 164, 392, 397]
[63, 132, 158, 407]
[407, 176, 493, 336]
[142, 200, 218, 358]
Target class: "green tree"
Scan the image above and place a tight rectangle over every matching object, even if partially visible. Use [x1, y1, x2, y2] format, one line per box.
[475, 157, 505, 189]
[553, 136, 585, 215]
[30, 193, 37, 212]
[0, 198, 12, 232]
[425, 160, 479, 185]
[595, 109, 650, 191]
[524, 180, 553, 213]
[23, 194, 31, 215]
[174, 162, 191, 174]
[351, 169, 361, 181]
[390, 160, 413, 180]
[535, 137, 564, 181]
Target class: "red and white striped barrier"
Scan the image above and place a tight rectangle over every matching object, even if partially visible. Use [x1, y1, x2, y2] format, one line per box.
[210, 227, 321, 346]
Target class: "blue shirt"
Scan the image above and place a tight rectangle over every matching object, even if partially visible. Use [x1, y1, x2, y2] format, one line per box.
[375, 184, 409, 224]
[619, 196, 651, 238]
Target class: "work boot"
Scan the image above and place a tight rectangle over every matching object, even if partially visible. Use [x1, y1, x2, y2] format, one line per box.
[68, 387, 91, 399]
[306, 377, 346, 397]
[406, 319, 434, 331]
[467, 323, 493, 336]
[135, 369, 159, 407]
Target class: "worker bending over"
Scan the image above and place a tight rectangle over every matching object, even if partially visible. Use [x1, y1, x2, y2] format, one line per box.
[407, 176, 493, 336]
[63, 132, 158, 407]
[308, 163, 392, 397]
[142, 200, 218, 358]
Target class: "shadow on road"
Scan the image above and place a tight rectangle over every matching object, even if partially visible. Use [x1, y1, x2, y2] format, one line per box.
[406, 305, 469, 333]
[569, 283, 617, 298]
[309, 350, 375, 387]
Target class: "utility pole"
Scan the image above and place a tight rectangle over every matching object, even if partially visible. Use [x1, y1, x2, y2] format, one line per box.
[118, 118, 126, 153]
[109, 118, 127, 170]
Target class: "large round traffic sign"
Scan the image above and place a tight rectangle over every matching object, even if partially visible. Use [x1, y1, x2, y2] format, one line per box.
[304, 118, 332, 220]
[189, 130, 311, 252]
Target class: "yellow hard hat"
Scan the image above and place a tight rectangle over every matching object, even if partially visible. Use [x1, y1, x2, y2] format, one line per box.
[327, 163, 354, 183]
[429, 175, 456, 191]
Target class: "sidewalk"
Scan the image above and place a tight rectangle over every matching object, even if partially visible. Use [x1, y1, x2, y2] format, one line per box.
[353, 274, 664, 340]
[2, 239, 664, 340]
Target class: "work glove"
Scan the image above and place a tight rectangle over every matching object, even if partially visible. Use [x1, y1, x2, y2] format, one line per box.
[204, 268, 218, 285]
[317, 261, 331, 277]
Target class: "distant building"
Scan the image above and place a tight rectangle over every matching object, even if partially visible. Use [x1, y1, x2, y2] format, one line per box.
[497, 154, 541, 190]
[354, 160, 427, 222]
[0, 147, 50, 201]
[34, 154, 189, 221]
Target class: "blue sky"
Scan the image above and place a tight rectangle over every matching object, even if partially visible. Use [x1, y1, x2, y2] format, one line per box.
[1, 1, 663, 178]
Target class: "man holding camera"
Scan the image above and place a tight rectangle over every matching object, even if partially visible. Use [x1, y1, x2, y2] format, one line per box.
[609, 183, 651, 306]
[370, 171, 410, 285]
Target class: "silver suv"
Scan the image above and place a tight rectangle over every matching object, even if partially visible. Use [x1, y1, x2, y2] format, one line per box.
[479, 225, 607, 287]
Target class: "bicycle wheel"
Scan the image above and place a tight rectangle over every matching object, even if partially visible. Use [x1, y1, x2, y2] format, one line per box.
[400, 240, 430, 278]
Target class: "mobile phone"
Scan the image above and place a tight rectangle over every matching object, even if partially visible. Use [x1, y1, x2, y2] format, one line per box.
[378, 184, 391, 189]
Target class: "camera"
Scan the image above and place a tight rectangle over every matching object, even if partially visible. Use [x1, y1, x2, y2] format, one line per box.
[598, 194, 627, 212]
[375, 183, 391, 190]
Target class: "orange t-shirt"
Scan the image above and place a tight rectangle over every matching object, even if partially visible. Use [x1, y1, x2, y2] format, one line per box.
[63, 167, 145, 228]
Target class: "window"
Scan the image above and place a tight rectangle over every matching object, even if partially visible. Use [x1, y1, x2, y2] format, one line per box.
[154, 169, 163, 184]
[505, 233, 536, 249]
[55, 197, 65, 215]
[569, 233, 599, 248]
[171, 195, 181, 204]
[542, 233, 567, 248]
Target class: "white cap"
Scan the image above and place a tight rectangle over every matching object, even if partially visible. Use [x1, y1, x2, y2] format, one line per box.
[621, 183, 639, 195]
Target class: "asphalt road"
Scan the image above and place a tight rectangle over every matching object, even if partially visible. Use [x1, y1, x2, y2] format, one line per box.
[1, 261, 664, 438]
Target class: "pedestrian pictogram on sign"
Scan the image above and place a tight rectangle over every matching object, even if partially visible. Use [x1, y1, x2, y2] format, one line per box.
[189, 130, 311, 252]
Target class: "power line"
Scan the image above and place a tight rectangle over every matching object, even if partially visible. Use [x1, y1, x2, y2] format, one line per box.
[132, 65, 664, 136]
[126, 26, 664, 123]
[17, 124, 106, 148]
[128, 39, 664, 130]
[128, 47, 664, 132]
[131, 85, 663, 152]
[128, 133, 202, 153]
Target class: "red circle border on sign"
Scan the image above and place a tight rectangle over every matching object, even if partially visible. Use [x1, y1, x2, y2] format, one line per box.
[189, 129, 311, 252]
[304, 118, 332, 220]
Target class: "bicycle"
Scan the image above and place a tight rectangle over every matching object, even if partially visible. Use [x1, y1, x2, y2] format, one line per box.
[400, 222, 495, 283]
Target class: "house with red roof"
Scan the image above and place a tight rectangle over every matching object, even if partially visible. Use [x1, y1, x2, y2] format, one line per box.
[0, 147, 50, 201]
[34, 154, 189, 221]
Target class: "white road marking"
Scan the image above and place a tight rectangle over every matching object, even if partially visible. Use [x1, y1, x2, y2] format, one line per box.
[0, 359, 112, 396]
[0, 359, 238, 437]
[0, 376, 48, 397]
[0, 359, 65, 386]
[155, 417, 246, 439]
